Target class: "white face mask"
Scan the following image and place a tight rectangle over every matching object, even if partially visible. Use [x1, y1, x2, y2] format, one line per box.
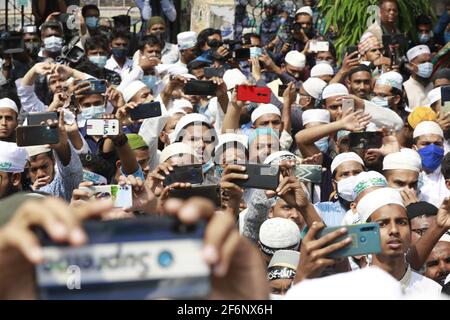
[44, 36, 63, 53]
[337, 175, 358, 202]
[269, 293, 283, 300]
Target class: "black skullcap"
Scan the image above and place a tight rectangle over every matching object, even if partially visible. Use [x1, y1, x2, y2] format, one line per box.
[406, 201, 438, 221]
[432, 68, 450, 82]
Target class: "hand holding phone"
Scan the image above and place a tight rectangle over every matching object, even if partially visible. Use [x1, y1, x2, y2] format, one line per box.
[232, 164, 280, 190]
[16, 125, 59, 146]
[236, 85, 271, 103]
[79, 184, 132, 208]
[128, 101, 162, 121]
[163, 164, 204, 187]
[342, 98, 355, 114]
[183, 80, 217, 96]
[86, 119, 120, 136]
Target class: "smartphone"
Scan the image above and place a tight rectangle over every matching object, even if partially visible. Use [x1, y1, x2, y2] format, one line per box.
[86, 119, 120, 136]
[183, 80, 217, 96]
[316, 223, 381, 259]
[310, 40, 329, 52]
[82, 170, 108, 185]
[233, 164, 280, 190]
[16, 125, 59, 146]
[34, 216, 210, 300]
[441, 86, 450, 114]
[79, 79, 107, 95]
[2, 35, 24, 54]
[204, 67, 225, 79]
[26, 112, 58, 126]
[236, 85, 271, 104]
[168, 184, 221, 208]
[233, 48, 251, 60]
[278, 84, 288, 97]
[128, 101, 162, 121]
[346, 45, 359, 56]
[163, 164, 204, 187]
[294, 165, 322, 184]
[65, 45, 85, 64]
[79, 184, 132, 208]
[349, 131, 383, 150]
[342, 98, 355, 113]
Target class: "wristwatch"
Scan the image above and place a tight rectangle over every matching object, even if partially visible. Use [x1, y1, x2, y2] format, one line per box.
[112, 133, 128, 148]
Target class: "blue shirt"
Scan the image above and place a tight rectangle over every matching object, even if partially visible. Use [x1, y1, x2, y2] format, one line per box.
[314, 201, 347, 227]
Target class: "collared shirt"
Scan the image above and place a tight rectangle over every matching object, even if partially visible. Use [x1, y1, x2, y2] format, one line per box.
[404, 77, 434, 111]
[105, 56, 133, 80]
[399, 264, 442, 298]
[419, 166, 450, 208]
[314, 200, 348, 227]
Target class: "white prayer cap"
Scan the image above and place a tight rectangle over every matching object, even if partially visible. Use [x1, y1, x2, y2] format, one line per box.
[259, 218, 301, 255]
[383, 149, 422, 172]
[173, 113, 218, 146]
[296, 6, 313, 17]
[264, 150, 297, 165]
[407, 45, 431, 62]
[172, 98, 193, 111]
[168, 108, 186, 117]
[352, 171, 388, 201]
[330, 152, 364, 174]
[413, 121, 443, 138]
[302, 78, 327, 99]
[322, 83, 349, 99]
[376, 71, 403, 91]
[285, 51, 306, 69]
[120, 80, 147, 103]
[177, 31, 197, 50]
[251, 104, 281, 123]
[427, 87, 441, 106]
[302, 109, 330, 126]
[0, 141, 27, 173]
[214, 133, 248, 162]
[311, 64, 334, 77]
[159, 142, 199, 163]
[155, 64, 189, 77]
[357, 187, 404, 223]
[223, 68, 247, 90]
[0, 98, 19, 114]
[26, 145, 51, 158]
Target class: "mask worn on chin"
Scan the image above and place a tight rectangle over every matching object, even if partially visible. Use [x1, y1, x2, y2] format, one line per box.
[416, 62, 433, 79]
[111, 47, 128, 59]
[314, 137, 329, 153]
[44, 36, 63, 53]
[418, 143, 444, 172]
[25, 42, 41, 56]
[371, 96, 390, 108]
[88, 55, 108, 69]
[85, 16, 99, 29]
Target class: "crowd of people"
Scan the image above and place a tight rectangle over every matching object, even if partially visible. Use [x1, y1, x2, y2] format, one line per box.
[0, 0, 450, 300]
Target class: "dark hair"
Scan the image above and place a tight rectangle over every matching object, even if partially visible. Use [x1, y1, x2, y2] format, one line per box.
[243, 32, 261, 44]
[347, 64, 372, 80]
[378, 0, 398, 7]
[138, 34, 162, 51]
[84, 35, 109, 52]
[110, 29, 131, 43]
[40, 21, 63, 35]
[432, 68, 450, 82]
[187, 60, 209, 73]
[80, 153, 116, 183]
[441, 152, 450, 179]
[197, 28, 221, 49]
[416, 14, 432, 26]
[82, 4, 100, 17]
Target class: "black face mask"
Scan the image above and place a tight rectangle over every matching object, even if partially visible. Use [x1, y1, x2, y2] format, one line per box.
[207, 39, 223, 49]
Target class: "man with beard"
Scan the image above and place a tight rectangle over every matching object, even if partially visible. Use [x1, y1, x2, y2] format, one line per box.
[424, 236, 450, 286]
[0, 141, 27, 199]
[0, 99, 19, 143]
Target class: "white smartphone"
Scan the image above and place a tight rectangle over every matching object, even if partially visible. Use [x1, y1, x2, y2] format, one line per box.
[342, 98, 355, 113]
[86, 119, 120, 136]
[310, 40, 329, 52]
[79, 184, 132, 208]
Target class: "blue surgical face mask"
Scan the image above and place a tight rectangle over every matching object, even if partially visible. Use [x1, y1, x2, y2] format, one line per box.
[418, 33, 431, 44]
[371, 96, 390, 108]
[89, 55, 108, 69]
[314, 137, 329, 153]
[111, 47, 128, 59]
[142, 75, 158, 90]
[81, 105, 105, 120]
[416, 62, 433, 79]
[279, 17, 287, 24]
[418, 143, 444, 172]
[250, 46, 263, 58]
[86, 16, 99, 29]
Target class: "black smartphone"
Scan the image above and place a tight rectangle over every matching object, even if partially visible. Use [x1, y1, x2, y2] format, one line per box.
[2, 35, 24, 54]
[65, 46, 85, 63]
[278, 84, 288, 97]
[79, 79, 107, 95]
[233, 48, 251, 61]
[204, 67, 225, 79]
[26, 112, 58, 126]
[233, 164, 280, 190]
[168, 184, 221, 208]
[16, 125, 59, 146]
[34, 216, 210, 300]
[346, 45, 358, 56]
[184, 80, 217, 96]
[128, 101, 162, 121]
[441, 86, 450, 114]
[163, 164, 204, 186]
[349, 132, 383, 150]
